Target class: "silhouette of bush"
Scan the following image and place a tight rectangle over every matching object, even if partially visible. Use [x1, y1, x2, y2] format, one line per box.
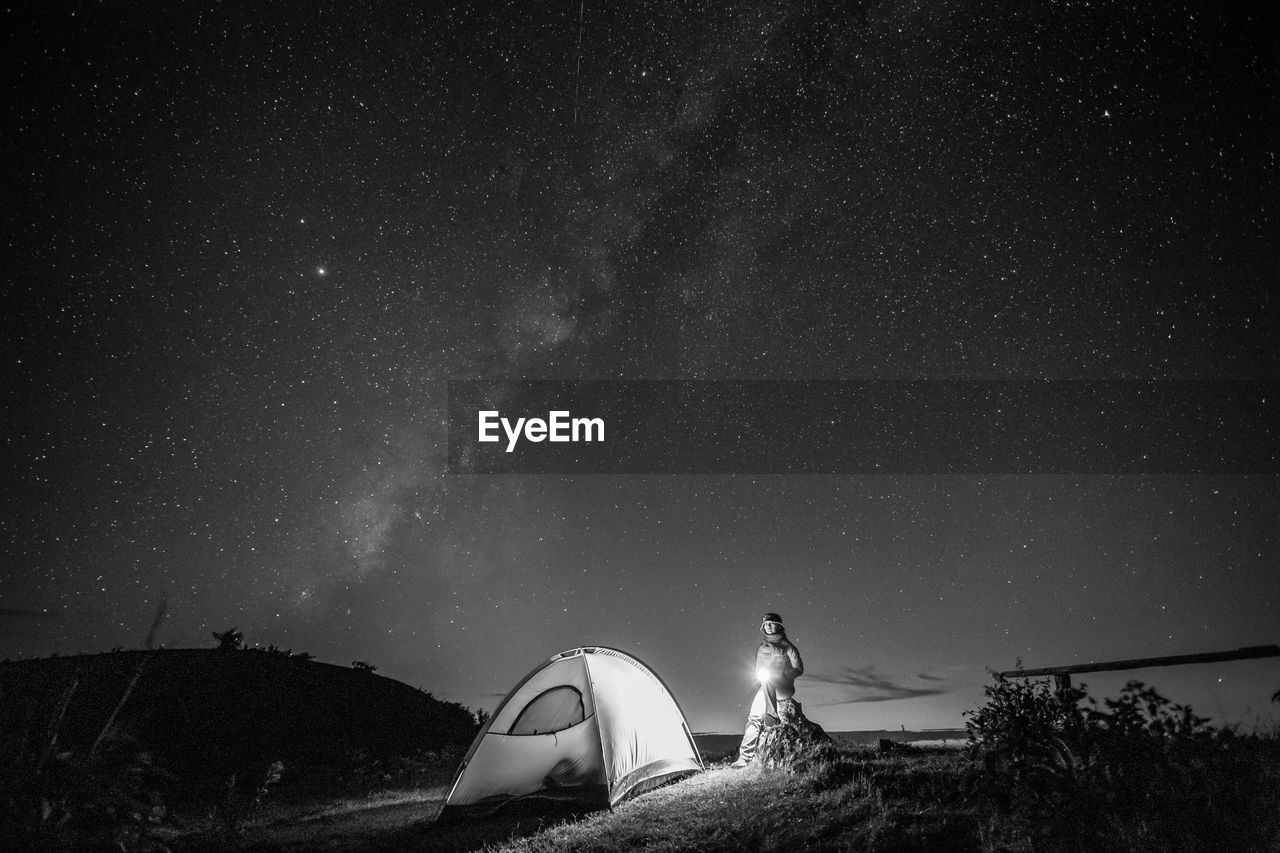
[1, 731, 171, 852]
[966, 674, 1280, 851]
[211, 629, 243, 652]
[214, 759, 283, 836]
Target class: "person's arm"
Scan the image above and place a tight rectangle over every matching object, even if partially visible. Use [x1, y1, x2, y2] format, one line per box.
[786, 642, 804, 678]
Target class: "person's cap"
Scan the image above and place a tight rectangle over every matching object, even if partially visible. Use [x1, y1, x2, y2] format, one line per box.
[760, 613, 785, 633]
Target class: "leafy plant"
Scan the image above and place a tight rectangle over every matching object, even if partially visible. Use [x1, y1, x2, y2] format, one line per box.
[211, 629, 244, 651]
[1, 659, 173, 853]
[966, 674, 1280, 851]
[214, 759, 283, 836]
[2, 734, 171, 852]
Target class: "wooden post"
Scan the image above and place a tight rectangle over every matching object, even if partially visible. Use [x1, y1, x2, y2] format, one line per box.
[1000, 645, 1280, 686]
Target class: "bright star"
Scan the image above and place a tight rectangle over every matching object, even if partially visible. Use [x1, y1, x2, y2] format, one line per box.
[317, 267, 326, 276]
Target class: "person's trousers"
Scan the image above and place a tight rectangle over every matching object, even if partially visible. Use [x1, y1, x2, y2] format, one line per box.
[736, 687, 798, 763]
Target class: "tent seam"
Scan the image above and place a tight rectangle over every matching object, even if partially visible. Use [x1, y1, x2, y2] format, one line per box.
[582, 652, 615, 800]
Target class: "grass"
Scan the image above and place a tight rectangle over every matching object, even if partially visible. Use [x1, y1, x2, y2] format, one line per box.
[159, 729, 1280, 853]
[489, 750, 975, 853]
[161, 747, 979, 852]
[160, 787, 451, 852]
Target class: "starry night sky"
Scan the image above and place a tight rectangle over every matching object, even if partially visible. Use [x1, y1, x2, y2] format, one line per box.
[3, 1, 1277, 733]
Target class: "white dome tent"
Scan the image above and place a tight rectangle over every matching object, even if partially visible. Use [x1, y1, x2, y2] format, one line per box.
[442, 646, 703, 816]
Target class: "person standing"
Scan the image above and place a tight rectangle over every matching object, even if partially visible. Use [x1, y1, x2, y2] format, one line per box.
[732, 612, 804, 767]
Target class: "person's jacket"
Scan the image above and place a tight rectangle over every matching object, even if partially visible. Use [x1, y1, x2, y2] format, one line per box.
[755, 636, 804, 699]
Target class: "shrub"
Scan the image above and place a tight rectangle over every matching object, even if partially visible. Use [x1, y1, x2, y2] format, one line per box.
[214, 759, 283, 836]
[965, 674, 1280, 852]
[1, 736, 171, 852]
[211, 629, 243, 652]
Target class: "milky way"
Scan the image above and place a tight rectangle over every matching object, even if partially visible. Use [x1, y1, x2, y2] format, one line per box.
[3, 1, 1276, 732]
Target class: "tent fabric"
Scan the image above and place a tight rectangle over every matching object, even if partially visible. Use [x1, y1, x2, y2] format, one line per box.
[443, 647, 703, 814]
[508, 685, 585, 735]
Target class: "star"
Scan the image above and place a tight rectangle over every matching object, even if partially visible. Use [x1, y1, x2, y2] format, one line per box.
[3, 0, 1274, 739]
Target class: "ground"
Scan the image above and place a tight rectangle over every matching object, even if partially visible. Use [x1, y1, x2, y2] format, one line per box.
[162, 749, 978, 853]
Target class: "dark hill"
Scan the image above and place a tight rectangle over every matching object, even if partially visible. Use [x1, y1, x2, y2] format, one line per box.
[0, 649, 478, 801]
